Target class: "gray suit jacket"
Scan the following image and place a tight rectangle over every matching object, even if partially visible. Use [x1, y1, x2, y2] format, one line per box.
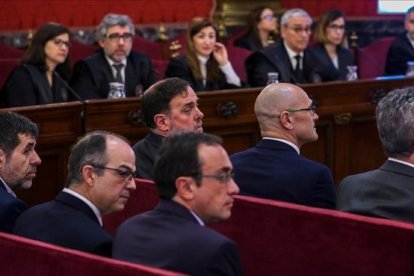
[337, 160, 414, 223]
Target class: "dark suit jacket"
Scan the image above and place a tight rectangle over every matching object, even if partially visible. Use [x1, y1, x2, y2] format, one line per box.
[246, 40, 328, 87]
[165, 55, 242, 92]
[70, 49, 155, 99]
[113, 199, 243, 276]
[310, 43, 354, 81]
[230, 139, 336, 209]
[1, 64, 70, 107]
[337, 160, 414, 223]
[234, 32, 263, 52]
[0, 179, 27, 233]
[385, 34, 414, 75]
[13, 191, 112, 256]
[132, 131, 164, 180]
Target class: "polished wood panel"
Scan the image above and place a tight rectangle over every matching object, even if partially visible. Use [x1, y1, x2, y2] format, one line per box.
[4, 77, 414, 206]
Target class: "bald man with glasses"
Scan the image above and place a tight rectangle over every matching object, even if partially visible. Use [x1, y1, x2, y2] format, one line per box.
[231, 83, 336, 209]
[13, 131, 136, 257]
[246, 8, 330, 86]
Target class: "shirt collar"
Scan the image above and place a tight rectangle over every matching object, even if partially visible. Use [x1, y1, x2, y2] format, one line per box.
[189, 210, 205, 226]
[197, 55, 209, 65]
[283, 40, 303, 59]
[63, 188, 103, 226]
[0, 176, 16, 197]
[105, 55, 127, 68]
[388, 157, 414, 169]
[263, 137, 300, 154]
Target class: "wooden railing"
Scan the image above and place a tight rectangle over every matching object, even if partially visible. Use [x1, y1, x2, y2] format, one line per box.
[3, 76, 414, 206]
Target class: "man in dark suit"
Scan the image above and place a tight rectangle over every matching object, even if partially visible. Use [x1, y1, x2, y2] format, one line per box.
[113, 132, 243, 276]
[385, 6, 414, 75]
[0, 112, 41, 233]
[337, 87, 414, 223]
[133, 77, 204, 180]
[71, 13, 155, 99]
[13, 131, 136, 256]
[231, 83, 336, 209]
[246, 8, 326, 86]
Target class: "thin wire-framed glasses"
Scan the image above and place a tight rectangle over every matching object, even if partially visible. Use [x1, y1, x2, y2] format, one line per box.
[286, 104, 317, 116]
[92, 165, 136, 182]
[190, 171, 235, 184]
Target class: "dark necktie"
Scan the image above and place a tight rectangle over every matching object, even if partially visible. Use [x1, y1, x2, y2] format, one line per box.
[113, 63, 124, 83]
[294, 55, 304, 83]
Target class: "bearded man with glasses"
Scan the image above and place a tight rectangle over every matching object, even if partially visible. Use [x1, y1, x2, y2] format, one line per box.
[71, 13, 155, 99]
[231, 83, 336, 209]
[13, 131, 136, 257]
[114, 132, 243, 276]
[246, 8, 330, 86]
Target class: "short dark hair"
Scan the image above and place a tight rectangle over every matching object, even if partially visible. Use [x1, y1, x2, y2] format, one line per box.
[66, 131, 128, 186]
[22, 22, 71, 73]
[154, 132, 223, 199]
[376, 87, 414, 157]
[142, 77, 190, 129]
[0, 112, 38, 160]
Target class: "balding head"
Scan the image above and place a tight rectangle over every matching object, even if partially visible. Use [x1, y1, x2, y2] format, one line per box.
[254, 83, 318, 147]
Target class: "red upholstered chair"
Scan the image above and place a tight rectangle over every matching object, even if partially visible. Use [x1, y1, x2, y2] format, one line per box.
[212, 195, 414, 276]
[0, 232, 181, 275]
[103, 178, 159, 235]
[227, 46, 252, 83]
[133, 36, 164, 61]
[0, 59, 19, 91]
[69, 40, 98, 66]
[357, 36, 396, 79]
[152, 59, 168, 80]
[0, 43, 24, 59]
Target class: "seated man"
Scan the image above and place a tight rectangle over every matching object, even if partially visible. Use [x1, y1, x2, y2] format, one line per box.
[0, 112, 41, 233]
[246, 8, 327, 86]
[337, 87, 414, 223]
[231, 83, 336, 209]
[133, 77, 204, 179]
[70, 13, 155, 99]
[13, 131, 136, 256]
[113, 132, 243, 276]
[385, 6, 414, 75]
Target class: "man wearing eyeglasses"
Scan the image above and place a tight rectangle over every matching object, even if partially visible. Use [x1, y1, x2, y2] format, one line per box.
[13, 131, 136, 257]
[71, 13, 155, 99]
[246, 8, 328, 86]
[114, 132, 243, 276]
[231, 83, 335, 209]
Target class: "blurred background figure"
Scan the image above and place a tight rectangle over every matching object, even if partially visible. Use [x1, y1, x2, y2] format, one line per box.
[1, 22, 73, 107]
[311, 9, 354, 81]
[165, 18, 241, 91]
[234, 5, 278, 52]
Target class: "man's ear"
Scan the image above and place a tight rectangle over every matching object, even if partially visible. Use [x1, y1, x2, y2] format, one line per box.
[279, 111, 294, 130]
[98, 39, 105, 48]
[0, 149, 5, 168]
[154, 113, 169, 132]
[175, 176, 196, 201]
[81, 165, 96, 188]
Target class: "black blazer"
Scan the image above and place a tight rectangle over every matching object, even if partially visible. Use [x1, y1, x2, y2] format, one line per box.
[385, 34, 414, 75]
[132, 131, 164, 180]
[113, 199, 243, 276]
[13, 191, 112, 256]
[337, 160, 414, 223]
[0, 179, 27, 233]
[70, 49, 155, 99]
[310, 43, 354, 81]
[1, 64, 70, 107]
[165, 55, 241, 92]
[245, 40, 330, 87]
[234, 32, 263, 52]
[231, 139, 336, 209]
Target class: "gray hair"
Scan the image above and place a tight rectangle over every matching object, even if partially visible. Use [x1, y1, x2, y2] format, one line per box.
[376, 87, 414, 157]
[280, 8, 312, 26]
[96, 13, 135, 40]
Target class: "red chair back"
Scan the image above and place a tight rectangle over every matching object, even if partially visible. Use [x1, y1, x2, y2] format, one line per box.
[0, 59, 19, 91]
[227, 46, 252, 82]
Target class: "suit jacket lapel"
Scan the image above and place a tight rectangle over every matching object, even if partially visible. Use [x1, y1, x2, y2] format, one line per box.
[55, 191, 101, 225]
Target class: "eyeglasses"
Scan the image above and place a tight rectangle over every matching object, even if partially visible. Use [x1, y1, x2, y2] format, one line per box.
[261, 14, 276, 21]
[53, 38, 71, 48]
[92, 165, 136, 182]
[191, 171, 235, 184]
[286, 105, 317, 116]
[285, 26, 311, 34]
[106, 32, 133, 42]
[327, 24, 345, 31]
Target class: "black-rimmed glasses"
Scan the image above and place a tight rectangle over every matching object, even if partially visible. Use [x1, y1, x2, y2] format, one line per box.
[106, 32, 133, 42]
[190, 171, 235, 184]
[286, 105, 317, 116]
[92, 165, 136, 182]
[53, 38, 71, 48]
